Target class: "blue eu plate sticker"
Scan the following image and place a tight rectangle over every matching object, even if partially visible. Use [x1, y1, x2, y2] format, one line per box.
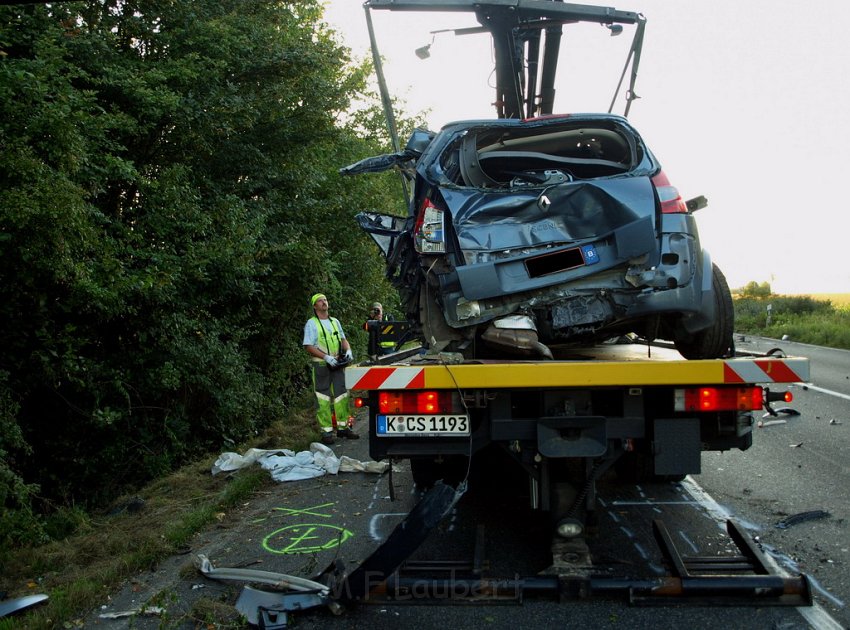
[581, 244, 599, 265]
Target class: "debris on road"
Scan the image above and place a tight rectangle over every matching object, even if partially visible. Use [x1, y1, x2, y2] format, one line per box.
[775, 510, 830, 530]
[98, 606, 165, 619]
[756, 419, 787, 429]
[211, 443, 389, 482]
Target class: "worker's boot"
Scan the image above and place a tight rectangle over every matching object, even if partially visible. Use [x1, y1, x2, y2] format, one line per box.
[336, 428, 360, 439]
[321, 431, 336, 445]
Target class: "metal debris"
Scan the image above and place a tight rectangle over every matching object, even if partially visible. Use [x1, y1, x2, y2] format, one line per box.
[194, 554, 329, 595]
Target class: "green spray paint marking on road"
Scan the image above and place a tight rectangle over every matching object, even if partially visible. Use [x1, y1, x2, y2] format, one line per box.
[272, 502, 335, 518]
[251, 501, 335, 524]
[262, 523, 353, 554]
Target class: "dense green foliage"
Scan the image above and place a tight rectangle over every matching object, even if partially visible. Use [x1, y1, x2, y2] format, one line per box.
[734, 294, 850, 350]
[0, 0, 408, 552]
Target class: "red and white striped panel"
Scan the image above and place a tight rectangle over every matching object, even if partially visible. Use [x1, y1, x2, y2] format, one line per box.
[723, 359, 809, 384]
[346, 366, 425, 391]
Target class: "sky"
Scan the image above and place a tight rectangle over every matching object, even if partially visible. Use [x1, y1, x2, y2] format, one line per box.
[323, 0, 850, 295]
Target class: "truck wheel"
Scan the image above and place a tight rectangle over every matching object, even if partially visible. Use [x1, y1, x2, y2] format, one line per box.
[410, 456, 467, 489]
[675, 263, 734, 360]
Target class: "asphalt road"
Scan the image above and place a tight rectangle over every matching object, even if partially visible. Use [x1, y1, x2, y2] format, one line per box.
[697, 334, 850, 629]
[85, 336, 849, 629]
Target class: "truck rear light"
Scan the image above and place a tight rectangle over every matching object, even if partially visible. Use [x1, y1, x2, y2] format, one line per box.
[652, 172, 688, 214]
[674, 386, 764, 412]
[378, 390, 455, 414]
[413, 199, 446, 253]
[764, 389, 794, 404]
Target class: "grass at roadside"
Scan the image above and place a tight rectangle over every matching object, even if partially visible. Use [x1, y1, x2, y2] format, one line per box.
[734, 294, 850, 350]
[0, 405, 319, 630]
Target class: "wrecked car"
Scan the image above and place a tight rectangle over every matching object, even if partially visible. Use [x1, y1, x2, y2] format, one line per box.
[344, 114, 734, 360]
[344, 0, 733, 360]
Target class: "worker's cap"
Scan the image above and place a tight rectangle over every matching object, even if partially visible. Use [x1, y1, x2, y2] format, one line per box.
[310, 293, 327, 306]
[371, 302, 382, 310]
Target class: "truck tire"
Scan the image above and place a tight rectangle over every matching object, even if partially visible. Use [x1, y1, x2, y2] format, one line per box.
[675, 263, 734, 360]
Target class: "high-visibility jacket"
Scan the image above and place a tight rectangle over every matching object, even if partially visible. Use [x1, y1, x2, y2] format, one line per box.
[364, 318, 396, 351]
[308, 316, 344, 359]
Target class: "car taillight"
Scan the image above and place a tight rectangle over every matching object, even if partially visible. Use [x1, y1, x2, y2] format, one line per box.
[378, 390, 455, 414]
[652, 171, 688, 214]
[413, 199, 446, 253]
[674, 387, 765, 412]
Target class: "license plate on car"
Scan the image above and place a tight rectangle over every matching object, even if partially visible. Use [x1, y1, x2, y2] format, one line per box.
[376, 414, 470, 437]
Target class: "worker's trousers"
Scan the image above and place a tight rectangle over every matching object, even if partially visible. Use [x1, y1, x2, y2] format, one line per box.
[310, 361, 351, 433]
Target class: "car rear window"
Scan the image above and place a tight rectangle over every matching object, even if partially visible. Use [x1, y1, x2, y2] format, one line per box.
[440, 121, 642, 188]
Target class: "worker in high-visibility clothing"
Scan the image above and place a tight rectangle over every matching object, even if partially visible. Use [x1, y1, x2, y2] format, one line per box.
[364, 302, 396, 355]
[303, 293, 359, 445]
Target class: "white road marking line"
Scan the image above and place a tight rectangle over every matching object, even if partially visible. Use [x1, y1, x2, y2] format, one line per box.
[368, 513, 409, 542]
[800, 383, 850, 402]
[677, 530, 699, 554]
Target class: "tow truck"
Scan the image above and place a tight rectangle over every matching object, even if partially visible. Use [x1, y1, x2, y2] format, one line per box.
[204, 3, 816, 622]
[217, 337, 813, 624]
[317, 338, 812, 608]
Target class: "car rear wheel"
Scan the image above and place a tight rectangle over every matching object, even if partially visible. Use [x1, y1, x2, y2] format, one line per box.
[675, 263, 734, 359]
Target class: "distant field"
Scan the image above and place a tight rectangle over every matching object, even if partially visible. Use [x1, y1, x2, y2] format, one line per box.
[801, 293, 850, 308]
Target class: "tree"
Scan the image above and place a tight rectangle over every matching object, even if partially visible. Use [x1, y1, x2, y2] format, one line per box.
[0, 0, 402, 532]
[737, 280, 772, 299]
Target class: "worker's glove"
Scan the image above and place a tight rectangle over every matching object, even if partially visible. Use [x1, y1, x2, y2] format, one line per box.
[324, 354, 339, 368]
[344, 349, 353, 361]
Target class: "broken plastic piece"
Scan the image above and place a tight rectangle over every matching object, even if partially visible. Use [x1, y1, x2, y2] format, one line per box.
[775, 510, 830, 530]
[756, 419, 787, 429]
[773, 407, 800, 417]
[235, 586, 332, 627]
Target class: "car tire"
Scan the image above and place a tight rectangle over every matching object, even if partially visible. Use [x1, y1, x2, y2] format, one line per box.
[675, 263, 734, 360]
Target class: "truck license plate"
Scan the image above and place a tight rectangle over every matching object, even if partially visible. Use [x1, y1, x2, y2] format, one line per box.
[376, 414, 470, 437]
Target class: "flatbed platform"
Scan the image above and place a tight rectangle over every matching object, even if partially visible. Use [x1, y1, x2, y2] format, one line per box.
[347, 344, 810, 390]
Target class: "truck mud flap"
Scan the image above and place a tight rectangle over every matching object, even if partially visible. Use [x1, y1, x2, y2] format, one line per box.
[332, 481, 465, 603]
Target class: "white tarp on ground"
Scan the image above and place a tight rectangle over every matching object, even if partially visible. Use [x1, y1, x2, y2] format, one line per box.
[212, 442, 389, 482]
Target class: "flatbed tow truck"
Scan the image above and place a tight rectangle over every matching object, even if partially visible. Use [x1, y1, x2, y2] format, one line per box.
[315, 338, 811, 606]
[206, 345, 815, 630]
[222, 343, 813, 626]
